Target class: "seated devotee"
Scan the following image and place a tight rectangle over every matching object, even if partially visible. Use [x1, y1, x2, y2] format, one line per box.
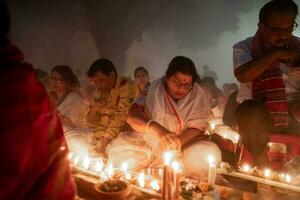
[134, 66, 150, 97]
[107, 56, 221, 177]
[49, 65, 88, 131]
[200, 76, 226, 118]
[233, 0, 300, 167]
[86, 58, 136, 155]
[0, 1, 75, 199]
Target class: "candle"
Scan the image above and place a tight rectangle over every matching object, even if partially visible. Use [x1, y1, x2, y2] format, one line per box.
[285, 174, 292, 183]
[208, 155, 216, 186]
[121, 162, 128, 172]
[162, 165, 171, 200]
[137, 172, 145, 188]
[83, 155, 90, 170]
[171, 161, 181, 200]
[121, 162, 131, 180]
[217, 168, 300, 193]
[264, 168, 271, 178]
[241, 164, 251, 173]
[164, 151, 173, 165]
[107, 162, 114, 178]
[94, 159, 104, 172]
[162, 151, 173, 200]
[150, 180, 160, 191]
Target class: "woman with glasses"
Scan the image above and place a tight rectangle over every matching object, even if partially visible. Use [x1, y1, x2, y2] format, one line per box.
[50, 65, 88, 131]
[107, 56, 221, 176]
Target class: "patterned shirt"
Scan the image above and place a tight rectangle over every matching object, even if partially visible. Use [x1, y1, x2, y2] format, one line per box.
[92, 76, 136, 140]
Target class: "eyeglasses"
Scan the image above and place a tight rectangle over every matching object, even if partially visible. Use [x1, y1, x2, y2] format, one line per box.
[170, 78, 193, 90]
[264, 22, 298, 34]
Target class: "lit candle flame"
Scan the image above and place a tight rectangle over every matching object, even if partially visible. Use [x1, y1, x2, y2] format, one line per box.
[74, 155, 80, 165]
[137, 172, 145, 188]
[94, 159, 104, 172]
[163, 151, 173, 166]
[150, 180, 160, 191]
[107, 162, 114, 178]
[83, 156, 90, 170]
[171, 161, 180, 173]
[264, 168, 271, 178]
[207, 155, 215, 166]
[242, 164, 251, 172]
[121, 162, 128, 172]
[285, 174, 292, 183]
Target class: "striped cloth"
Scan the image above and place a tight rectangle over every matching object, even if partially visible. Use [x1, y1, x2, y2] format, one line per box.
[251, 31, 290, 127]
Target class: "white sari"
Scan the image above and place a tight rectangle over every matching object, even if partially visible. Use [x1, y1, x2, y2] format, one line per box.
[145, 78, 211, 134]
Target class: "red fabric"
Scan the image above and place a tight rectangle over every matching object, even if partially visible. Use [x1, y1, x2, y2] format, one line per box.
[0, 38, 76, 199]
[251, 31, 289, 127]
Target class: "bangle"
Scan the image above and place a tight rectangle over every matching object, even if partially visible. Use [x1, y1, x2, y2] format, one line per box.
[145, 119, 155, 134]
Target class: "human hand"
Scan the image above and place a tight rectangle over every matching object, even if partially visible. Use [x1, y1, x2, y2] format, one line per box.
[272, 48, 299, 65]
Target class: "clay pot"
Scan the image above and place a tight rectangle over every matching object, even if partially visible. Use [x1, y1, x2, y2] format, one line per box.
[94, 179, 132, 200]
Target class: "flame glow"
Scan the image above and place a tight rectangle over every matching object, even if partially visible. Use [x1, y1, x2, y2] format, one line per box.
[264, 168, 271, 178]
[242, 164, 251, 172]
[137, 172, 145, 188]
[163, 151, 173, 166]
[150, 180, 160, 191]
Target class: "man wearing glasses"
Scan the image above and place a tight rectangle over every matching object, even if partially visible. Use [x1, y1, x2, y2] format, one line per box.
[233, 0, 300, 166]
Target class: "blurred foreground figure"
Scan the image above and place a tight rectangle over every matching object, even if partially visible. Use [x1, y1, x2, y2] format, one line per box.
[0, 1, 76, 199]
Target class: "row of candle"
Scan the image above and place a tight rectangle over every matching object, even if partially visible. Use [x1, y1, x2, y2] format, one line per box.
[68, 151, 167, 192]
[239, 164, 292, 184]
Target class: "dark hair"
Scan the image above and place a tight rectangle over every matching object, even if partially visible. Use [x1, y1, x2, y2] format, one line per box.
[259, 0, 298, 23]
[134, 66, 149, 77]
[0, 0, 10, 37]
[87, 58, 117, 77]
[166, 56, 198, 82]
[51, 65, 80, 90]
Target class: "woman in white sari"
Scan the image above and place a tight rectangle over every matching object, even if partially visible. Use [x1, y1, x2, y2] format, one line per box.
[107, 56, 221, 177]
[49, 65, 88, 132]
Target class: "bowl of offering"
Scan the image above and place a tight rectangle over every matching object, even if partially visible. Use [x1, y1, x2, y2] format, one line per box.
[94, 179, 131, 200]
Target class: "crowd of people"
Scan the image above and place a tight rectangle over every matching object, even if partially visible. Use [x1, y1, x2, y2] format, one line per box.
[1, 0, 300, 199]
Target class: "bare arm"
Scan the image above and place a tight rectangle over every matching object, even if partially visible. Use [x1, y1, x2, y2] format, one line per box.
[126, 104, 172, 135]
[235, 48, 298, 83]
